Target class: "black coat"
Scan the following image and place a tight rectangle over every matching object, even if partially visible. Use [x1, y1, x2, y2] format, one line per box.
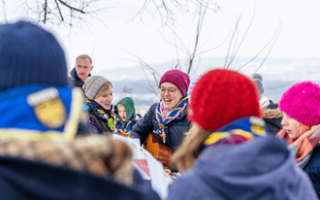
[0, 156, 160, 200]
[68, 68, 91, 88]
[263, 100, 282, 135]
[85, 100, 114, 135]
[304, 144, 320, 198]
[130, 103, 190, 152]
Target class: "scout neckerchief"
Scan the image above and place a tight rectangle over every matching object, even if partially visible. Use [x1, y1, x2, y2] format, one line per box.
[203, 117, 268, 150]
[117, 115, 136, 137]
[84, 98, 115, 130]
[155, 94, 188, 143]
[277, 127, 320, 168]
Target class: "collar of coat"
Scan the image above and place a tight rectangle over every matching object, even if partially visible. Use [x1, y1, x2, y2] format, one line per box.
[263, 108, 283, 119]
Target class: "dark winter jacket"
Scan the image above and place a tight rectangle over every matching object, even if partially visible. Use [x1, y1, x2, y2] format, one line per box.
[130, 103, 190, 152]
[114, 97, 139, 137]
[167, 135, 318, 200]
[263, 100, 283, 135]
[84, 98, 115, 134]
[68, 68, 91, 88]
[0, 85, 90, 140]
[0, 154, 159, 200]
[304, 144, 320, 197]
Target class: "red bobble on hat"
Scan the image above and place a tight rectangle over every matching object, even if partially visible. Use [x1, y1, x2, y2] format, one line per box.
[188, 69, 261, 131]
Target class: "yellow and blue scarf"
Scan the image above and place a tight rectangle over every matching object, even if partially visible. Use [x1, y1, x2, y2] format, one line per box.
[155, 94, 188, 143]
[204, 117, 268, 150]
[83, 98, 116, 130]
[116, 115, 136, 137]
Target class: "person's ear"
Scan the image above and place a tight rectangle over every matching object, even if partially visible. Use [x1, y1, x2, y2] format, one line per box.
[90, 66, 93, 72]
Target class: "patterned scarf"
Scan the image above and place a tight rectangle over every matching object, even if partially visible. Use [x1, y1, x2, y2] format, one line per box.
[277, 127, 320, 168]
[84, 98, 115, 130]
[155, 94, 188, 143]
[204, 117, 268, 149]
[116, 115, 135, 137]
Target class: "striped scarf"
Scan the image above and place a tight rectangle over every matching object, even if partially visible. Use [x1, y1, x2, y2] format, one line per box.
[277, 127, 320, 168]
[84, 98, 115, 130]
[204, 117, 268, 149]
[155, 94, 188, 143]
[117, 116, 135, 137]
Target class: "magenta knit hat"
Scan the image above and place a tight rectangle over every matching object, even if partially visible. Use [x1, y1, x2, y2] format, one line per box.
[279, 81, 320, 126]
[159, 70, 190, 96]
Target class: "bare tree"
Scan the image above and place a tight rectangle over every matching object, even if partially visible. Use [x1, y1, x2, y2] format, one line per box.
[122, 0, 282, 98]
[1, 0, 110, 29]
[131, 0, 220, 27]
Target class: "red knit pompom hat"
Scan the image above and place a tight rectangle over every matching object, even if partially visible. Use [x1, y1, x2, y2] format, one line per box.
[188, 69, 261, 131]
[159, 69, 190, 96]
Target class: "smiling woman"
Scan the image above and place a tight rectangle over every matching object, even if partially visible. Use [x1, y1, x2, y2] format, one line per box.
[130, 69, 191, 154]
[82, 76, 116, 134]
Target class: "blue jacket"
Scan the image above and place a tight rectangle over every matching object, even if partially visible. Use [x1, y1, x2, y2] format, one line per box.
[0, 156, 160, 200]
[130, 103, 190, 152]
[304, 144, 320, 198]
[166, 127, 318, 199]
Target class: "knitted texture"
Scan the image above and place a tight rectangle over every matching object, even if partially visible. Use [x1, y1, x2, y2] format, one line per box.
[83, 76, 112, 100]
[0, 20, 68, 92]
[279, 81, 320, 126]
[252, 73, 265, 97]
[188, 69, 261, 131]
[159, 69, 190, 96]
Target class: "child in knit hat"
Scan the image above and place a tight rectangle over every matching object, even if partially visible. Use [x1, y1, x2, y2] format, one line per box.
[252, 73, 282, 135]
[130, 69, 191, 152]
[83, 75, 116, 134]
[167, 69, 317, 200]
[114, 97, 139, 137]
[277, 81, 320, 197]
[0, 20, 90, 140]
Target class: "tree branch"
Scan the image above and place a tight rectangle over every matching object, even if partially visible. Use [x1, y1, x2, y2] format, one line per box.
[57, 0, 85, 14]
[43, 0, 47, 24]
[54, 0, 64, 21]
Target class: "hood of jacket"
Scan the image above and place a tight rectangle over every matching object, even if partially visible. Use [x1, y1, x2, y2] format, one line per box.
[114, 97, 135, 123]
[263, 108, 283, 119]
[190, 135, 317, 199]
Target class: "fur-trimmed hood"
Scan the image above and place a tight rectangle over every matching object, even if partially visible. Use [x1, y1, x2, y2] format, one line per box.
[263, 108, 283, 119]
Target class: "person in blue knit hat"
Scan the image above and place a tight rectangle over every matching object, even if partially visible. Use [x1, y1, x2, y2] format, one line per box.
[0, 20, 160, 200]
[0, 20, 89, 138]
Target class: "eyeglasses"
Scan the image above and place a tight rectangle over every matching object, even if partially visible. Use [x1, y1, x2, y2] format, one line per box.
[159, 87, 178, 94]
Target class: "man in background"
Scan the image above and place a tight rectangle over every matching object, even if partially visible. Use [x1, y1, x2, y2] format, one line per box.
[69, 54, 93, 88]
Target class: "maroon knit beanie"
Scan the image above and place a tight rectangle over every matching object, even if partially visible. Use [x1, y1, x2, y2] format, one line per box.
[159, 70, 190, 96]
[188, 69, 261, 131]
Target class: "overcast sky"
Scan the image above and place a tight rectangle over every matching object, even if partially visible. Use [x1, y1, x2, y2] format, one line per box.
[1, 0, 320, 74]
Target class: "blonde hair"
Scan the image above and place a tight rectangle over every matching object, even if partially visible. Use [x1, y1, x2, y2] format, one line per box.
[95, 82, 113, 98]
[171, 123, 212, 172]
[76, 54, 92, 65]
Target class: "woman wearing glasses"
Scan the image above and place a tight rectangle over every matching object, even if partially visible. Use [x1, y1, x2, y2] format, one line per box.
[130, 70, 191, 152]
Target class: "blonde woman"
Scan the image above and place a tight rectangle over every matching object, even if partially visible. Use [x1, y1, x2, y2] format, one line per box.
[83, 76, 115, 134]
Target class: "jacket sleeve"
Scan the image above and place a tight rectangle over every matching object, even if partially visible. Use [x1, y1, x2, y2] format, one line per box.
[129, 103, 157, 144]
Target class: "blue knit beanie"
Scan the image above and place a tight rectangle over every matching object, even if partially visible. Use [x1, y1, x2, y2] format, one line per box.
[0, 20, 68, 92]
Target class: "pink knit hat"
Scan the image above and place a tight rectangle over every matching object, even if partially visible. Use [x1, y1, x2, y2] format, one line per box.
[279, 81, 320, 126]
[159, 70, 190, 96]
